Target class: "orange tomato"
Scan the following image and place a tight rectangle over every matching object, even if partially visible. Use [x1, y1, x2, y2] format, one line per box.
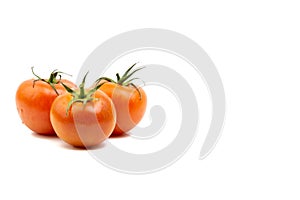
[100, 82, 147, 135]
[97, 63, 147, 135]
[50, 74, 116, 148]
[15, 68, 75, 135]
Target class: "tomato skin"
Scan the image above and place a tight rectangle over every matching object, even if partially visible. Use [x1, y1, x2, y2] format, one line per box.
[50, 90, 116, 148]
[15, 79, 75, 135]
[99, 82, 147, 135]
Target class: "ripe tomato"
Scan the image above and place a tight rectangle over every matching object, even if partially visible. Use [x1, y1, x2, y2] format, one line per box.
[96, 63, 147, 135]
[99, 82, 146, 135]
[16, 67, 75, 135]
[50, 74, 116, 148]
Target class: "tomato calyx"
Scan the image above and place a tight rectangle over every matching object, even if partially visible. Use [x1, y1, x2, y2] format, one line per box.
[95, 63, 145, 100]
[31, 67, 71, 95]
[61, 72, 104, 116]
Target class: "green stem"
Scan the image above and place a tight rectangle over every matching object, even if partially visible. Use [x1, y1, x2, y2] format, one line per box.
[61, 72, 103, 116]
[95, 63, 145, 100]
[79, 86, 85, 98]
[31, 66, 71, 95]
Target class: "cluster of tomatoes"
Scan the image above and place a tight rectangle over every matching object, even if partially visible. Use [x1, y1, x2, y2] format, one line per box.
[15, 64, 147, 148]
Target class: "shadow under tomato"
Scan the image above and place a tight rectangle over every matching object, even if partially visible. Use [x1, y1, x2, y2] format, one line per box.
[58, 141, 107, 151]
[109, 132, 130, 139]
[31, 132, 59, 141]
[31, 132, 107, 151]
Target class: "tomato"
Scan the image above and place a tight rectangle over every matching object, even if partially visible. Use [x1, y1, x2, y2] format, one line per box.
[50, 74, 116, 148]
[96, 63, 147, 135]
[99, 82, 146, 135]
[16, 67, 75, 135]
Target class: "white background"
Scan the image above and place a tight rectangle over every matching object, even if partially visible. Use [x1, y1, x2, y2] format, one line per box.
[1, 0, 300, 199]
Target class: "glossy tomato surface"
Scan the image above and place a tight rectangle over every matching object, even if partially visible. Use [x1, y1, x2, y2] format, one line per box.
[16, 79, 75, 135]
[50, 90, 116, 148]
[99, 82, 147, 135]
